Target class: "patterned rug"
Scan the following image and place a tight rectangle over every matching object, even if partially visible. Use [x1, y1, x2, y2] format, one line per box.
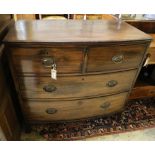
[30, 97, 155, 141]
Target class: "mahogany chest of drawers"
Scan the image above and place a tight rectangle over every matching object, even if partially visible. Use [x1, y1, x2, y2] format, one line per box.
[3, 20, 151, 124]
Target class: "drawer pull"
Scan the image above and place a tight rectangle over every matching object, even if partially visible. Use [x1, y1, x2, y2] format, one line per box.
[46, 108, 57, 114]
[43, 84, 57, 92]
[100, 102, 111, 110]
[42, 57, 54, 67]
[106, 80, 118, 87]
[112, 55, 124, 63]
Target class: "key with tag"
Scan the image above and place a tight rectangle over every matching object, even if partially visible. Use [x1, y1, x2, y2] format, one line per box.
[51, 64, 57, 80]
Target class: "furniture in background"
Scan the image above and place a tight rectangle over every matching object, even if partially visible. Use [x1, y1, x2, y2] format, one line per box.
[0, 14, 20, 140]
[13, 14, 116, 20]
[71, 14, 116, 20]
[121, 15, 155, 99]
[13, 14, 36, 20]
[3, 19, 151, 128]
[13, 14, 69, 20]
[38, 14, 69, 20]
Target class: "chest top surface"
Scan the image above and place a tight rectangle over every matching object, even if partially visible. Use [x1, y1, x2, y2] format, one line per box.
[3, 20, 151, 44]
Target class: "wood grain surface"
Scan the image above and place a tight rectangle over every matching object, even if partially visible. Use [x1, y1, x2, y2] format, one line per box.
[87, 44, 146, 72]
[9, 43, 147, 75]
[10, 47, 84, 74]
[22, 92, 128, 121]
[18, 70, 137, 100]
[3, 20, 151, 44]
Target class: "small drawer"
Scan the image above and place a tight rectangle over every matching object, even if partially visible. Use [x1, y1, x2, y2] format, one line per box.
[19, 70, 137, 99]
[87, 44, 146, 72]
[10, 47, 84, 74]
[22, 92, 128, 121]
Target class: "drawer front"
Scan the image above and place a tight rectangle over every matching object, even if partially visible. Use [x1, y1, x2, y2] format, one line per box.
[87, 44, 146, 72]
[19, 70, 137, 99]
[10, 47, 84, 74]
[22, 92, 128, 121]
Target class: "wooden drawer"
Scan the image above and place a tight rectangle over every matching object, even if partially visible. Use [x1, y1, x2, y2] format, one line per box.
[19, 70, 137, 99]
[10, 47, 84, 74]
[87, 44, 146, 72]
[23, 92, 128, 121]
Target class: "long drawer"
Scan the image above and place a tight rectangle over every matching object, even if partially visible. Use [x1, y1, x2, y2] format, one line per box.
[18, 70, 137, 99]
[10, 44, 146, 75]
[22, 92, 128, 121]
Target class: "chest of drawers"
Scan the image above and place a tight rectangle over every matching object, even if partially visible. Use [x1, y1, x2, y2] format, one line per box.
[3, 20, 151, 124]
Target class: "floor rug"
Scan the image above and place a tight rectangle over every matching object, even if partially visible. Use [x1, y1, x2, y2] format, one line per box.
[28, 97, 155, 141]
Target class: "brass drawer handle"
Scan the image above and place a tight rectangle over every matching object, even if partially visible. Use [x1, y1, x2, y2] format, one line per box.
[43, 84, 57, 92]
[106, 80, 118, 87]
[112, 55, 124, 63]
[42, 57, 54, 67]
[100, 102, 111, 110]
[46, 108, 57, 114]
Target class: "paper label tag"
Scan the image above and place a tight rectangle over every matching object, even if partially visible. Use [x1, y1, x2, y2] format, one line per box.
[51, 69, 57, 80]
